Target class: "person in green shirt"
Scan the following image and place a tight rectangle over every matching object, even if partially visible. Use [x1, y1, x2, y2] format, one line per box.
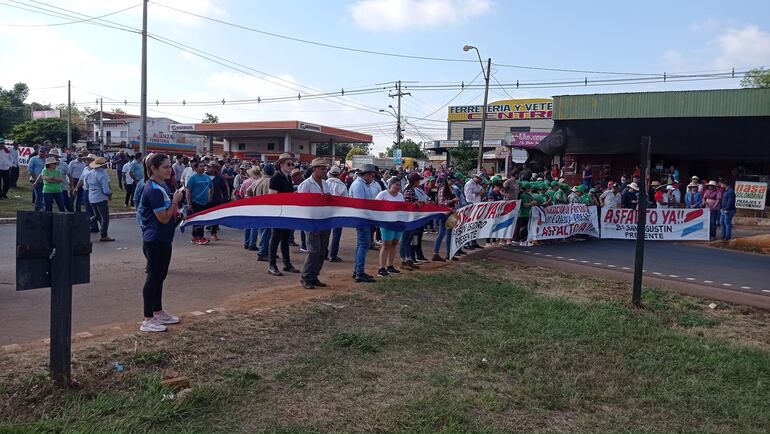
[577, 185, 593, 205]
[516, 181, 537, 243]
[40, 157, 66, 212]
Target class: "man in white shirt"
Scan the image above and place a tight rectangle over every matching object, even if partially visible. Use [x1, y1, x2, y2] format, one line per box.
[325, 165, 348, 262]
[600, 182, 621, 209]
[181, 161, 195, 188]
[464, 170, 483, 204]
[0, 141, 11, 199]
[172, 155, 188, 188]
[122, 154, 136, 207]
[297, 158, 330, 289]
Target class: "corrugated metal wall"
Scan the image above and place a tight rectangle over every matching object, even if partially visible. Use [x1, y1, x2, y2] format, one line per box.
[554, 88, 770, 120]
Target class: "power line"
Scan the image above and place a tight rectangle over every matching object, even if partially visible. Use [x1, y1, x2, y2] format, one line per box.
[1, 0, 140, 34]
[0, 3, 139, 27]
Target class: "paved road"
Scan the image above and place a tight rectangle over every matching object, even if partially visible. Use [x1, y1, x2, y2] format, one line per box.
[503, 239, 770, 295]
[1, 218, 769, 346]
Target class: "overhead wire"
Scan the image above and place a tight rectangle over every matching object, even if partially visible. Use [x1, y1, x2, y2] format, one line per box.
[0, 2, 139, 27]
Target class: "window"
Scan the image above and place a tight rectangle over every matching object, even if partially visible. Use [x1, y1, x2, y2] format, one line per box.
[120, 131, 127, 138]
[510, 126, 531, 133]
[463, 128, 481, 141]
[267, 142, 275, 151]
[299, 145, 304, 150]
[238, 143, 246, 151]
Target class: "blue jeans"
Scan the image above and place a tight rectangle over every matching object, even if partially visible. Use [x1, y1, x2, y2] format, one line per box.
[720, 210, 735, 240]
[258, 227, 271, 257]
[33, 182, 44, 211]
[355, 227, 370, 275]
[244, 229, 258, 248]
[434, 222, 452, 257]
[43, 192, 66, 212]
[709, 209, 720, 238]
[329, 227, 342, 258]
[400, 230, 413, 260]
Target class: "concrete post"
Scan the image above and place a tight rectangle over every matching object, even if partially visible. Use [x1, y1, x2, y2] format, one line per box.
[284, 133, 291, 153]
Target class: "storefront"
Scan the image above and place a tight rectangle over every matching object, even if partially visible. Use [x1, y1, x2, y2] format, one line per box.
[169, 120, 372, 163]
[551, 88, 770, 207]
[425, 98, 554, 173]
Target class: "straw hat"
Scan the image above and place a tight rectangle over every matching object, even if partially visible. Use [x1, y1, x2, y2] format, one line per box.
[83, 153, 97, 161]
[310, 158, 330, 168]
[707, 180, 718, 187]
[89, 156, 109, 169]
[627, 182, 639, 191]
[48, 148, 61, 157]
[44, 156, 58, 165]
[247, 166, 262, 178]
[328, 166, 341, 176]
[650, 180, 661, 187]
[290, 168, 303, 178]
[358, 163, 376, 174]
[688, 182, 699, 188]
[275, 153, 296, 166]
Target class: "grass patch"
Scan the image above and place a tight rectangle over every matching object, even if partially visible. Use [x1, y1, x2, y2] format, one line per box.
[2, 264, 769, 432]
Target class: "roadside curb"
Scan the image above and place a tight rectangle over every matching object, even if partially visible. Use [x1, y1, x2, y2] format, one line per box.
[0, 212, 136, 225]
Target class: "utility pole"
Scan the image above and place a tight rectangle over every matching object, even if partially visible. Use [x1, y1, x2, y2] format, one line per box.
[477, 58, 491, 172]
[139, 0, 148, 155]
[99, 98, 104, 152]
[632, 136, 652, 308]
[388, 80, 410, 148]
[66, 80, 71, 149]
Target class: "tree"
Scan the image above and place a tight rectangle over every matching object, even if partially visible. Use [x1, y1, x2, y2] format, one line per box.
[315, 142, 366, 158]
[0, 82, 30, 137]
[740, 68, 770, 88]
[449, 140, 476, 173]
[346, 145, 369, 161]
[385, 139, 426, 159]
[10, 118, 80, 145]
[202, 113, 219, 123]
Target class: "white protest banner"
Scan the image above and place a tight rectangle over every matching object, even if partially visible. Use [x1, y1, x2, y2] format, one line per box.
[527, 204, 600, 241]
[600, 208, 710, 241]
[17, 146, 34, 166]
[734, 181, 767, 210]
[449, 200, 519, 258]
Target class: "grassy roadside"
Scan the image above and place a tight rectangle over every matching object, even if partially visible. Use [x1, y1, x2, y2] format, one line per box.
[1, 260, 769, 432]
[0, 167, 133, 218]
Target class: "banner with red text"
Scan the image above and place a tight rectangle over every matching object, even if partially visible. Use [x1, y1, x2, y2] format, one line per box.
[600, 208, 710, 241]
[527, 204, 600, 241]
[449, 201, 520, 258]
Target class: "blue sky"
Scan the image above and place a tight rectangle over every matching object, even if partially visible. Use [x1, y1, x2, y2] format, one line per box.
[1, 0, 769, 152]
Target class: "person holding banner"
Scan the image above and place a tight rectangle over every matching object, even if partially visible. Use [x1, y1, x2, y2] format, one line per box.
[685, 182, 702, 208]
[375, 177, 405, 277]
[720, 180, 736, 241]
[703, 181, 722, 239]
[433, 176, 460, 261]
[515, 181, 537, 243]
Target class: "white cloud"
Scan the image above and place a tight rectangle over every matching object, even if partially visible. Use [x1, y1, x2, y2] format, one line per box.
[714, 25, 770, 69]
[661, 48, 684, 69]
[349, 0, 491, 31]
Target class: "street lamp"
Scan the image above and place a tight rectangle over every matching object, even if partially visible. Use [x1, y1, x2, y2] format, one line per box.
[463, 44, 491, 173]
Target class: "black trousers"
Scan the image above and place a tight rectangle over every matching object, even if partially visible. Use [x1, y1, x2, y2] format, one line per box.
[269, 228, 292, 268]
[91, 200, 110, 237]
[9, 166, 18, 187]
[0, 169, 9, 198]
[125, 183, 136, 207]
[142, 240, 172, 318]
[191, 203, 210, 238]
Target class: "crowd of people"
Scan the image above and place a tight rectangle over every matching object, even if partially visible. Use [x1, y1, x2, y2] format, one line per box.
[7, 142, 741, 332]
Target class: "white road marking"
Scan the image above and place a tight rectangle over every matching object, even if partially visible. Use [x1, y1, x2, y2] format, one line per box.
[762, 290, 770, 293]
[545, 254, 553, 257]
[593, 262, 602, 265]
[740, 286, 751, 290]
[668, 275, 678, 278]
[607, 264, 616, 268]
[704, 280, 714, 284]
[722, 283, 732, 287]
[580, 260, 589, 263]
[568, 258, 576, 261]
[686, 277, 695, 281]
[653, 272, 663, 275]
[534, 252, 542, 255]
[556, 256, 564, 259]
[621, 267, 630, 270]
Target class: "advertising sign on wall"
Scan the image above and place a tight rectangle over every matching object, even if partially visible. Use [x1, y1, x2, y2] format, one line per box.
[734, 181, 768, 210]
[448, 98, 553, 121]
[510, 131, 549, 149]
[600, 208, 710, 241]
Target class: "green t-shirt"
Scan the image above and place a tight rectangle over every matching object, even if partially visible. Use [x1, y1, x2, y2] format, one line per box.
[42, 168, 63, 193]
[519, 192, 534, 217]
[579, 194, 593, 205]
[534, 193, 547, 206]
[554, 189, 566, 204]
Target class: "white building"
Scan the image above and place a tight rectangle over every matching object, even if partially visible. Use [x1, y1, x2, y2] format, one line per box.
[86, 111, 206, 154]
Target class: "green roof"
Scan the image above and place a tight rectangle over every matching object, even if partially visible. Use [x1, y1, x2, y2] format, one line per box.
[553, 88, 770, 120]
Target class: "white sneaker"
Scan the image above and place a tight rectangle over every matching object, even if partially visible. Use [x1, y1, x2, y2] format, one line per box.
[140, 318, 167, 332]
[153, 310, 180, 325]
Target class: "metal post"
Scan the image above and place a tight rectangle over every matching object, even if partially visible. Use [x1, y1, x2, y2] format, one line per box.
[99, 98, 104, 152]
[50, 213, 73, 386]
[478, 58, 491, 172]
[632, 136, 651, 307]
[396, 80, 402, 148]
[139, 0, 148, 155]
[66, 81, 72, 149]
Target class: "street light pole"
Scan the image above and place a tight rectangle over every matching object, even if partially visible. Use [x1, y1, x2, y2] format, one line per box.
[464, 45, 491, 172]
[139, 0, 148, 155]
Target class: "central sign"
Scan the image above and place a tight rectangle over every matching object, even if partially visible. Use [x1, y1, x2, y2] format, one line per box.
[448, 98, 553, 121]
[298, 122, 322, 132]
[169, 124, 196, 131]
